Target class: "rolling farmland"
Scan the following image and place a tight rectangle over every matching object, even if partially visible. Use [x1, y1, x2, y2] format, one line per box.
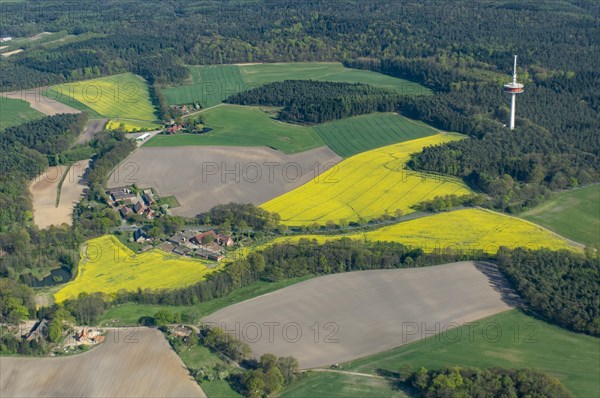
[339, 310, 599, 398]
[0, 328, 206, 398]
[160, 62, 431, 107]
[203, 262, 515, 368]
[261, 134, 471, 226]
[270, 208, 578, 253]
[146, 105, 325, 154]
[107, 145, 341, 217]
[0, 97, 44, 129]
[54, 235, 213, 302]
[241, 62, 431, 94]
[520, 184, 600, 247]
[147, 106, 439, 157]
[49, 73, 158, 121]
[315, 112, 439, 157]
[162, 65, 248, 108]
[29, 160, 89, 229]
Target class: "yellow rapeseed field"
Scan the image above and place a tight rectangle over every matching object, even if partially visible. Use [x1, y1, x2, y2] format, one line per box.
[55, 235, 214, 302]
[267, 209, 579, 254]
[106, 119, 161, 132]
[261, 134, 471, 226]
[50, 73, 157, 121]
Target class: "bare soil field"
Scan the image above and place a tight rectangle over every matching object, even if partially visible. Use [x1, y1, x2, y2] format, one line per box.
[0, 89, 81, 115]
[30, 160, 89, 229]
[0, 328, 205, 398]
[203, 262, 517, 368]
[108, 146, 342, 217]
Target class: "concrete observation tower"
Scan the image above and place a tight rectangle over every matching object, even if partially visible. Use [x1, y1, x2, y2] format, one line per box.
[503, 55, 525, 130]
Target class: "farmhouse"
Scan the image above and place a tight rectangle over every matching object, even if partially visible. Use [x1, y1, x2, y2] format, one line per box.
[108, 187, 136, 203]
[144, 208, 156, 220]
[142, 189, 155, 205]
[119, 206, 131, 218]
[1, 37, 12, 42]
[168, 232, 189, 245]
[133, 201, 145, 215]
[191, 230, 218, 245]
[133, 228, 147, 243]
[195, 247, 225, 262]
[217, 233, 234, 246]
[173, 246, 191, 256]
[166, 124, 183, 134]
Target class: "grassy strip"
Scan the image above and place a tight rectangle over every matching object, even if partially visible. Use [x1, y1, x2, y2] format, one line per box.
[98, 275, 315, 326]
[54, 163, 73, 207]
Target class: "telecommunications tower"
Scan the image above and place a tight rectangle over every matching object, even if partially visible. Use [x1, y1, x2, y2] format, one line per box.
[503, 55, 524, 130]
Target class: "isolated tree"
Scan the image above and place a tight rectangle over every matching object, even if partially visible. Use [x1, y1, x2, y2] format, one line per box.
[276, 356, 300, 385]
[48, 320, 63, 343]
[243, 370, 266, 398]
[264, 367, 284, 394]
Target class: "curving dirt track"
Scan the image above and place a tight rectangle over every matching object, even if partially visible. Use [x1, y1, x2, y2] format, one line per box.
[203, 262, 517, 369]
[107, 145, 342, 217]
[0, 328, 205, 398]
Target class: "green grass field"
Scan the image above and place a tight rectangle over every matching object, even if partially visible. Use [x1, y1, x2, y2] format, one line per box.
[315, 113, 439, 157]
[241, 63, 431, 95]
[280, 372, 410, 398]
[160, 62, 431, 107]
[49, 73, 158, 121]
[0, 97, 44, 130]
[145, 104, 324, 154]
[520, 184, 600, 247]
[335, 310, 598, 398]
[162, 65, 248, 108]
[178, 344, 242, 398]
[146, 106, 440, 156]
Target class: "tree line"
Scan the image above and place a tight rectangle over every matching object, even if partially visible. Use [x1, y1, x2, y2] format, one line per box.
[226, 80, 399, 124]
[405, 366, 572, 398]
[496, 247, 600, 336]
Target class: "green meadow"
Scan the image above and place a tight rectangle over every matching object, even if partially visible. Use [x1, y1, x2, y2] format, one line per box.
[315, 112, 439, 157]
[160, 62, 431, 108]
[145, 105, 324, 154]
[0, 97, 44, 130]
[520, 184, 600, 247]
[146, 105, 440, 156]
[283, 310, 599, 398]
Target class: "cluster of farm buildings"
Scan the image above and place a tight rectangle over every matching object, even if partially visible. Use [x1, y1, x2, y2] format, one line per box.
[107, 187, 157, 220]
[107, 186, 234, 261]
[156, 229, 234, 262]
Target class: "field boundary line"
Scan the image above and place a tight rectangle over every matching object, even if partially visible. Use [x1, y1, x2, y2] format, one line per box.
[55, 163, 73, 207]
[305, 369, 386, 379]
